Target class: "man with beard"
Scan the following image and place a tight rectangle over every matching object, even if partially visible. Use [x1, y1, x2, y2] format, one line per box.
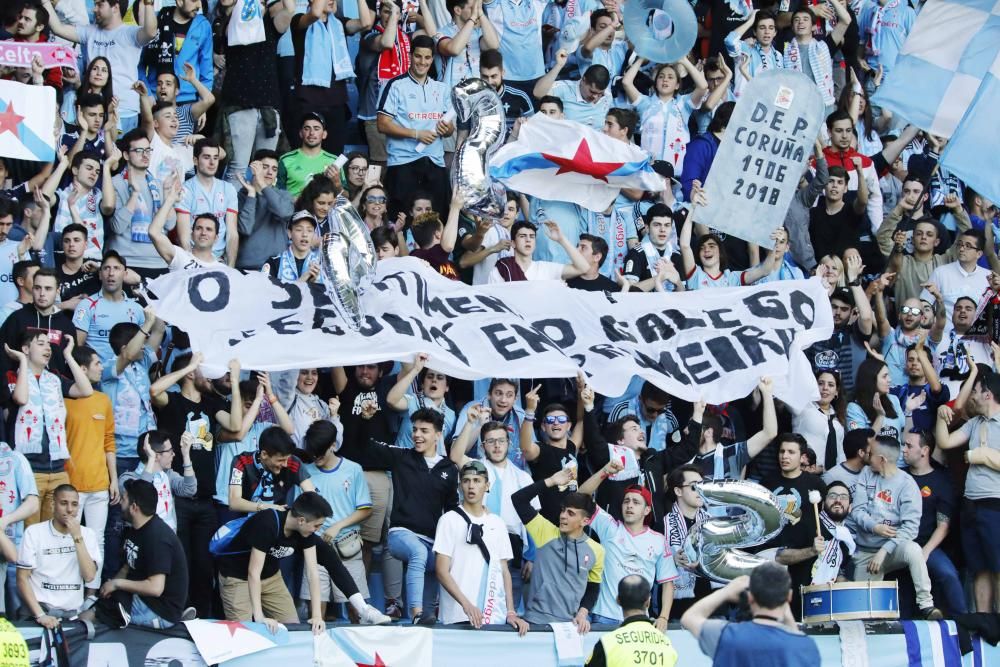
[451, 407, 538, 610]
[56, 225, 140, 313]
[881, 298, 931, 388]
[921, 229, 991, 339]
[386, 353, 455, 454]
[277, 114, 338, 199]
[761, 435, 830, 618]
[433, 460, 529, 632]
[583, 474, 678, 629]
[932, 296, 994, 398]
[605, 381, 680, 453]
[806, 256, 873, 394]
[149, 179, 219, 271]
[139, 0, 213, 108]
[175, 139, 238, 266]
[72, 251, 145, 367]
[151, 352, 242, 619]
[822, 428, 872, 501]
[581, 383, 697, 532]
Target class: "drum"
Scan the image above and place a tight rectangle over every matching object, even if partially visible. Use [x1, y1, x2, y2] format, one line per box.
[800, 581, 899, 624]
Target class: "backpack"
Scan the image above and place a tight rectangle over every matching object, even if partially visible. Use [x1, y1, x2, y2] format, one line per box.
[209, 509, 280, 556]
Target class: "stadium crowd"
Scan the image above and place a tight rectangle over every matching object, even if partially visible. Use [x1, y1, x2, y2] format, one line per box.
[0, 0, 997, 663]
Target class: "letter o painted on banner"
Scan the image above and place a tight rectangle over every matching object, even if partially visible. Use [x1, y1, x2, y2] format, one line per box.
[188, 271, 230, 313]
[789, 290, 816, 328]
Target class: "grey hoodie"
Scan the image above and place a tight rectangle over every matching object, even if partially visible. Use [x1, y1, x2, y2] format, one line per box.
[847, 466, 922, 554]
[236, 186, 294, 270]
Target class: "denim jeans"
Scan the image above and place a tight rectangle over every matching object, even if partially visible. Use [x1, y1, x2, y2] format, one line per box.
[591, 613, 619, 626]
[387, 528, 437, 617]
[129, 594, 174, 629]
[926, 548, 967, 614]
[224, 108, 280, 188]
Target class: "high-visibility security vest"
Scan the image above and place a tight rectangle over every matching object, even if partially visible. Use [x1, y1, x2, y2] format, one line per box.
[595, 618, 678, 667]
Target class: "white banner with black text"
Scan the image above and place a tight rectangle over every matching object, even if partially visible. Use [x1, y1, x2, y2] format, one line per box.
[147, 258, 833, 407]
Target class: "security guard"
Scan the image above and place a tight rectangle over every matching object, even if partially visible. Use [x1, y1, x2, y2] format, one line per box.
[586, 575, 678, 666]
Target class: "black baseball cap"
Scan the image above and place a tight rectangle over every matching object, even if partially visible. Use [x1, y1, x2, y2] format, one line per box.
[651, 160, 679, 185]
[301, 111, 326, 128]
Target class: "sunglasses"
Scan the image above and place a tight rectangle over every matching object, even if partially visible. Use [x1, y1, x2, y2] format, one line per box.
[366, 195, 387, 204]
[900, 306, 922, 316]
[544, 415, 569, 425]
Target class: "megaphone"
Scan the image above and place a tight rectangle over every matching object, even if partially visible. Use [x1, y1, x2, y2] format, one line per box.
[623, 0, 698, 65]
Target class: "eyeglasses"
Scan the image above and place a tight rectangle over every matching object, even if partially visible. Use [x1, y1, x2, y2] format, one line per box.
[957, 241, 982, 251]
[366, 196, 387, 204]
[129, 148, 153, 155]
[348, 165, 367, 173]
[483, 437, 508, 446]
[900, 306, 922, 316]
[544, 415, 569, 425]
[826, 492, 850, 501]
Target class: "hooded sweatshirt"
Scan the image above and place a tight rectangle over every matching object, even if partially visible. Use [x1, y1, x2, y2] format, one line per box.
[847, 466, 921, 554]
[513, 480, 604, 624]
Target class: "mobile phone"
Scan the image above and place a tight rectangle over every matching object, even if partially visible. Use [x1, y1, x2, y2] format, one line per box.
[244, 167, 254, 182]
[365, 165, 382, 187]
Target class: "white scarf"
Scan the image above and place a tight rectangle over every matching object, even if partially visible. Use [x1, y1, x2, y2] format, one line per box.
[639, 238, 677, 292]
[15, 371, 69, 459]
[811, 511, 856, 584]
[666, 502, 696, 599]
[867, 0, 900, 58]
[227, 0, 266, 46]
[784, 38, 834, 107]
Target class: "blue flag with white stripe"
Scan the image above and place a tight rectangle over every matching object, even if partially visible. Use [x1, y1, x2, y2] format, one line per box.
[872, 0, 1000, 138]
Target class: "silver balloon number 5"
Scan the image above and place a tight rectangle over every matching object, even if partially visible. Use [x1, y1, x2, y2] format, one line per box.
[686, 480, 787, 583]
[450, 78, 507, 218]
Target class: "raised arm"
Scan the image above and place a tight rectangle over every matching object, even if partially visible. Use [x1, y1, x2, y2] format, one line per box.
[149, 178, 182, 264]
[150, 352, 203, 408]
[621, 57, 645, 105]
[746, 378, 777, 458]
[39, 0, 80, 42]
[519, 384, 542, 462]
[387, 353, 427, 411]
[533, 49, 567, 99]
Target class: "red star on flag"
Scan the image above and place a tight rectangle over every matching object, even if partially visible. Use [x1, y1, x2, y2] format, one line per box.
[356, 653, 386, 667]
[0, 102, 24, 139]
[541, 139, 625, 182]
[213, 620, 249, 637]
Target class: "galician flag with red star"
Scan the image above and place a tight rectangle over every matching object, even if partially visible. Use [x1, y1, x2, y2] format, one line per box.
[0, 80, 55, 163]
[315, 626, 433, 666]
[488, 113, 664, 212]
[183, 618, 291, 664]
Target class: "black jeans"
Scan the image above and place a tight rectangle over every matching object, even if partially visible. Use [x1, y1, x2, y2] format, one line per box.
[176, 497, 218, 618]
[385, 157, 451, 222]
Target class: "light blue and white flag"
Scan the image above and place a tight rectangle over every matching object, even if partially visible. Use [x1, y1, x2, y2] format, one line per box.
[940, 48, 1000, 204]
[872, 0, 1000, 137]
[0, 80, 55, 163]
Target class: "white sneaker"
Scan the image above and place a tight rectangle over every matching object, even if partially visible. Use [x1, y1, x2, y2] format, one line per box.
[359, 605, 392, 625]
[180, 607, 198, 621]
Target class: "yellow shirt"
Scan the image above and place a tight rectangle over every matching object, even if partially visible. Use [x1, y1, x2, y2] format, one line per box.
[588, 617, 678, 667]
[65, 392, 116, 492]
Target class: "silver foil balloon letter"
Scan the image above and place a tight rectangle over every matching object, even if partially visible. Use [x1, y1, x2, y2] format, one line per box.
[318, 195, 378, 331]
[451, 78, 507, 218]
[686, 480, 787, 583]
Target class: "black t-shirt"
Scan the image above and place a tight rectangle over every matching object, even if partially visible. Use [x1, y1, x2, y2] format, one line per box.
[337, 376, 395, 465]
[290, 13, 348, 106]
[567, 274, 618, 292]
[621, 245, 684, 286]
[56, 263, 101, 304]
[123, 515, 189, 622]
[762, 471, 827, 550]
[809, 195, 866, 261]
[217, 509, 317, 579]
[528, 440, 578, 524]
[230, 452, 310, 506]
[498, 85, 534, 133]
[908, 467, 954, 546]
[219, 8, 281, 108]
[155, 391, 227, 500]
